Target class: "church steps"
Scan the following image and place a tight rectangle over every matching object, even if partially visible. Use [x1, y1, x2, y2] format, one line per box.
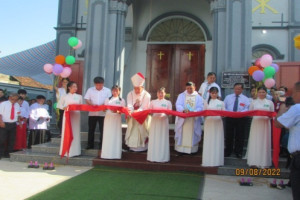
[92, 158, 218, 174]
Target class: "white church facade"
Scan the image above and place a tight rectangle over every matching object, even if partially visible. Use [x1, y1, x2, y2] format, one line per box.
[55, 0, 300, 100]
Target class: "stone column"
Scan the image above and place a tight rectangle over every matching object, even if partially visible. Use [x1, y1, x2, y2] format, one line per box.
[210, 0, 252, 94]
[83, 0, 128, 93]
[56, 0, 79, 55]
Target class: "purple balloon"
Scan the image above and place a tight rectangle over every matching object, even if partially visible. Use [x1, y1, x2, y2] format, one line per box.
[252, 70, 264, 82]
[53, 64, 63, 75]
[271, 63, 279, 72]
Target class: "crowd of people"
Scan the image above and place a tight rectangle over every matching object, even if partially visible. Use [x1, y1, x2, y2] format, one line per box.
[0, 73, 299, 199]
[0, 89, 52, 159]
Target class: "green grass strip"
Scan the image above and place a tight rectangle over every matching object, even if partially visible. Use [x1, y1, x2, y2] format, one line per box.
[27, 166, 204, 200]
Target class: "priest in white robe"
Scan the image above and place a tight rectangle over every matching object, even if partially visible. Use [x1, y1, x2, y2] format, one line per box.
[175, 82, 204, 154]
[125, 73, 151, 152]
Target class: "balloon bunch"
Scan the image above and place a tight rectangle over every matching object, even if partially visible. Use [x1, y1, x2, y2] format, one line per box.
[43, 36, 82, 78]
[248, 54, 279, 88]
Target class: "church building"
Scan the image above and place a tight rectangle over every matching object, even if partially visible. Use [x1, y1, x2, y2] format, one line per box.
[55, 0, 300, 100]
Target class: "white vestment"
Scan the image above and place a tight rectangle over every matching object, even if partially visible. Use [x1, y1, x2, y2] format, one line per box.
[125, 90, 151, 151]
[202, 99, 225, 166]
[101, 97, 126, 159]
[147, 99, 172, 162]
[59, 93, 83, 157]
[174, 91, 203, 154]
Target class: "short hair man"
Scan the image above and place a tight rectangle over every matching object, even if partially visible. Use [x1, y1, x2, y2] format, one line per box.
[174, 82, 204, 154]
[275, 81, 300, 200]
[198, 72, 221, 102]
[224, 83, 250, 158]
[84, 77, 111, 150]
[0, 93, 20, 158]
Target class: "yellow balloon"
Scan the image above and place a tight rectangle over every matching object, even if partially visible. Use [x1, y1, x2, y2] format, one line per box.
[294, 34, 300, 50]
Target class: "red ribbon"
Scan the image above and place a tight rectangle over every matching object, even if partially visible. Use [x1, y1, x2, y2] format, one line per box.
[61, 105, 280, 168]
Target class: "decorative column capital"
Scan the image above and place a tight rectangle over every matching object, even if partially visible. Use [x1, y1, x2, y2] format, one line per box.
[109, 0, 128, 14]
[210, 0, 226, 13]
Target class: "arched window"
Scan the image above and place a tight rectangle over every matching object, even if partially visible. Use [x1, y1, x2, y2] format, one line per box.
[148, 18, 206, 42]
[252, 44, 284, 60]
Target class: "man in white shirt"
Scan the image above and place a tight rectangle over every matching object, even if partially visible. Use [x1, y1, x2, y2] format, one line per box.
[84, 77, 111, 150]
[224, 83, 250, 158]
[28, 95, 50, 149]
[275, 81, 300, 200]
[0, 93, 20, 159]
[125, 73, 151, 152]
[17, 89, 30, 120]
[198, 72, 221, 102]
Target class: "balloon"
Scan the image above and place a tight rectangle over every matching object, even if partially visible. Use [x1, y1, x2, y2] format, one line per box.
[53, 102, 57, 110]
[270, 63, 279, 72]
[264, 78, 276, 88]
[55, 55, 65, 65]
[263, 66, 276, 78]
[252, 70, 264, 82]
[248, 66, 259, 75]
[60, 67, 72, 78]
[255, 58, 262, 68]
[53, 64, 63, 75]
[65, 55, 76, 65]
[68, 37, 79, 47]
[73, 40, 82, 50]
[294, 34, 300, 50]
[43, 64, 53, 74]
[260, 54, 273, 67]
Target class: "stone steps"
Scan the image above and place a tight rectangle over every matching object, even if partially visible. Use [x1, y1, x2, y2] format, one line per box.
[10, 150, 94, 166]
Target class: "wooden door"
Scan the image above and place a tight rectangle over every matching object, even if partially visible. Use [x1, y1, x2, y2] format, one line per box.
[276, 62, 300, 96]
[146, 44, 205, 109]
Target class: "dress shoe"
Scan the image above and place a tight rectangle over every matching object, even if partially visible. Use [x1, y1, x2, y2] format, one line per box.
[85, 146, 94, 150]
[235, 153, 242, 159]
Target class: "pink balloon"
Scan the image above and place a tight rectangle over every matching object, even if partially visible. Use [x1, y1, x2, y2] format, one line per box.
[53, 64, 63, 75]
[260, 54, 273, 68]
[264, 78, 276, 89]
[43, 64, 53, 74]
[73, 40, 82, 50]
[255, 58, 261, 68]
[60, 67, 72, 78]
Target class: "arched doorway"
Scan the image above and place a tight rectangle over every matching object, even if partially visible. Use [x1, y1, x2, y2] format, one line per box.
[146, 17, 206, 110]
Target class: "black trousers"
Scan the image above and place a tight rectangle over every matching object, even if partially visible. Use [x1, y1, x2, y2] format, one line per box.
[0, 122, 16, 157]
[290, 153, 300, 200]
[88, 116, 104, 149]
[225, 117, 247, 155]
[58, 109, 64, 134]
[28, 129, 50, 149]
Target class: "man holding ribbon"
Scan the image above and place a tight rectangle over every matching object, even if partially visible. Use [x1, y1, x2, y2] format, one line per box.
[125, 73, 151, 152]
[174, 82, 203, 154]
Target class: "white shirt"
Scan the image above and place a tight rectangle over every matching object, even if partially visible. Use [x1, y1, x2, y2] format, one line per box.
[84, 86, 111, 116]
[0, 100, 20, 123]
[105, 97, 126, 107]
[198, 81, 222, 102]
[57, 87, 67, 109]
[278, 104, 300, 153]
[224, 93, 250, 112]
[20, 100, 30, 118]
[29, 103, 50, 130]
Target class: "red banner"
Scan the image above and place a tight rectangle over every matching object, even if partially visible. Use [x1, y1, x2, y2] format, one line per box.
[61, 105, 280, 168]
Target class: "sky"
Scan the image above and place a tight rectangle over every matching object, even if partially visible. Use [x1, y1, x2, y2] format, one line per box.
[0, 0, 59, 58]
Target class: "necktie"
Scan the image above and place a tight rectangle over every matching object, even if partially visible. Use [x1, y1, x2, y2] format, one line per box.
[233, 95, 239, 112]
[10, 103, 15, 120]
[203, 84, 210, 100]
